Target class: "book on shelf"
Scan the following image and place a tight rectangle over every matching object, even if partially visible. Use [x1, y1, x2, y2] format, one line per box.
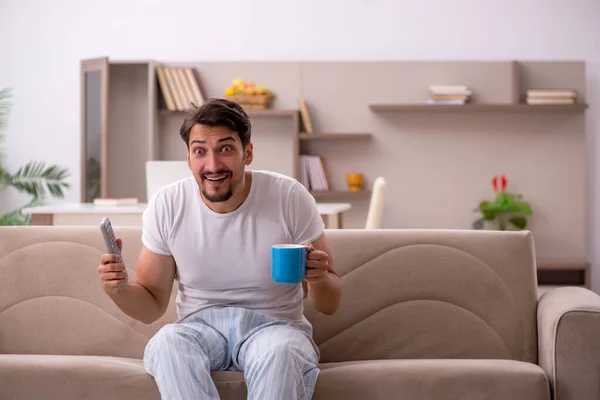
[93, 197, 139, 206]
[428, 85, 472, 105]
[156, 66, 205, 112]
[299, 99, 314, 134]
[525, 89, 577, 105]
[299, 155, 329, 192]
[426, 99, 467, 105]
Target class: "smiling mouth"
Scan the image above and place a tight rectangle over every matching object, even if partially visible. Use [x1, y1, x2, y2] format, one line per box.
[204, 173, 229, 183]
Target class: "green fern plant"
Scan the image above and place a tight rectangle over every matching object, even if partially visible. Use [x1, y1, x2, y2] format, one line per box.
[0, 87, 71, 225]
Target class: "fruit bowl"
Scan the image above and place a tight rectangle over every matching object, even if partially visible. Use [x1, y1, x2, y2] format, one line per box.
[224, 78, 275, 110]
[225, 94, 274, 110]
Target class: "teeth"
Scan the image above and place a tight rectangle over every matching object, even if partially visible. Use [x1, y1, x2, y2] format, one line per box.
[206, 174, 227, 181]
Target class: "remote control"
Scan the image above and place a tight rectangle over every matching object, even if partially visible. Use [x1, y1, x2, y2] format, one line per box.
[100, 217, 127, 288]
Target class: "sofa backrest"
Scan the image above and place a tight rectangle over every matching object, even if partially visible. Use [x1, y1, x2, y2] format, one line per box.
[0, 226, 175, 360]
[0, 227, 539, 364]
[304, 229, 539, 364]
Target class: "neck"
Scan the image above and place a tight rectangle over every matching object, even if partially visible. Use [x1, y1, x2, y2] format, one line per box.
[201, 170, 252, 213]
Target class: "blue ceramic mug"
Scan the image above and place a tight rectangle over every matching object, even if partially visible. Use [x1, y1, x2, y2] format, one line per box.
[271, 244, 310, 284]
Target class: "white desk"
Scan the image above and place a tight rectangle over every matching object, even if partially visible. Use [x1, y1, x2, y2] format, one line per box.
[23, 202, 352, 229]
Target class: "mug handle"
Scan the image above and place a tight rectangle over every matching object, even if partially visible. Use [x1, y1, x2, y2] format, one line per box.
[304, 247, 315, 269]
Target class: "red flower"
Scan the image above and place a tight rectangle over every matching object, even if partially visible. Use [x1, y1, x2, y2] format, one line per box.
[492, 174, 508, 193]
[500, 174, 507, 192]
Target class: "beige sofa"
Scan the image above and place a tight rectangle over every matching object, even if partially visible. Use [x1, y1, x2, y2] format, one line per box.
[1, 226, 600, 399]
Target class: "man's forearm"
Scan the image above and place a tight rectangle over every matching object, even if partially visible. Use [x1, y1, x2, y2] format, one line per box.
[307, 273, 341, 315]
[108, 283, 163, 324]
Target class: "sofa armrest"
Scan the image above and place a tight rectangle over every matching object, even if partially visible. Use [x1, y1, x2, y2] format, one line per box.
[538, 286, 600, 400]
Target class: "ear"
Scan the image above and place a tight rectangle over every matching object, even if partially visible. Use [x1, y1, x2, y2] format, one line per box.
[244, 143, 253, 166]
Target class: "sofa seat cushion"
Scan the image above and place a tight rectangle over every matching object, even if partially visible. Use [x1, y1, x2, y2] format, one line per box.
[314, 359, 550, 400]
[0, 355, 550, 400]
[0, 354, 161, 400]
[0, 354, 249, 400]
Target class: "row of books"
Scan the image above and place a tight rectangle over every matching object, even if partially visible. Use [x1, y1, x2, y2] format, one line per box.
[426, 85, 472, 105]
[525, 89, 577, 105]
[299, 155, 330, 192]
[156, 66, 205, 112]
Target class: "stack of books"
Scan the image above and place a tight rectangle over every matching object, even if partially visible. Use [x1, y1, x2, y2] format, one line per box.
[299, 155, 329, 192]
[156, 66, 205, 111]
[427, 85, 472, 105]
[526, 89, 577, 105]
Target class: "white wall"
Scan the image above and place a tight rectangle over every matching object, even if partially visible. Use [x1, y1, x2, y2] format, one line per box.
[1, 0, 599, 288]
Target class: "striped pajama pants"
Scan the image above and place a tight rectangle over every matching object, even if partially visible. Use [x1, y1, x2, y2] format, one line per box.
[143, 306, 320, 399]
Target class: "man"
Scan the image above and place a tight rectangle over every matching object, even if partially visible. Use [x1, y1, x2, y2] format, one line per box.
[97, 98, 341, 399]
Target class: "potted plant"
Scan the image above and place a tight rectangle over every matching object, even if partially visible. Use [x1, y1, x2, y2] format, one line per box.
[473, 174, 533, 231]
[0, 87, 70, 225]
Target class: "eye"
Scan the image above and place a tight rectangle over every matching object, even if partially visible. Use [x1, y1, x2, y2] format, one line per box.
[193, 148, 204, 155]
[221, 145, 233, 152]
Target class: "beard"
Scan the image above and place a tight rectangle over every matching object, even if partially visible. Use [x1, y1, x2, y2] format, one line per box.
[202, 186, 233, 203]
[200, 169, 240, 203]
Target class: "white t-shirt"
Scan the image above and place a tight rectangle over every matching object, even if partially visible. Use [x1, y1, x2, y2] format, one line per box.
[141, 170, 325, 322]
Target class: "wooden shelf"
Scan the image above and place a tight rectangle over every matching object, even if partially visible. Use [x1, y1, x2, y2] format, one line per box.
[536, 258, 590, 289]
[299, 133, 372, 140]
[369, 103, 588, 113]
[159, 109, 298, 117]
[310, 190, 371, 200]
[247, 109, 298, 117]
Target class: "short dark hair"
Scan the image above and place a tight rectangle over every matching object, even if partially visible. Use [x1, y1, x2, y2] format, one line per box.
[179, 98, 252, 148]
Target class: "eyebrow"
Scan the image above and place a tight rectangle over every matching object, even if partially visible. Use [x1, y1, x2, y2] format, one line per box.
[191, 136, 236, 145]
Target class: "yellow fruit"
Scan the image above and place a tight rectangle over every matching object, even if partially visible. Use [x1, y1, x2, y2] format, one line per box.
[232, 78, 244, 87]
[245, 87, 256, 95]
[256, 85, 267, 95]
[225, 87, 235, 96]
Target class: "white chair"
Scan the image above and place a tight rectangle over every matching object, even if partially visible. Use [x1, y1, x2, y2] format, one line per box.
[365, 177, 387, 229]
[145, 161, 192, 202]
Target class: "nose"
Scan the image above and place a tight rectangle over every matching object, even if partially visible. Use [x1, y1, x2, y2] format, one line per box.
[205, 151, 223, 173]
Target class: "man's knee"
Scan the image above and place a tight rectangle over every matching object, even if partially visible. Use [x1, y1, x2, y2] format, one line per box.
[144, 325, 180, 366]
[266, 340, 300, 361]
[145, 323, 202, 363]
[249, 326, 317, 366]
[148, 324, 185, 349]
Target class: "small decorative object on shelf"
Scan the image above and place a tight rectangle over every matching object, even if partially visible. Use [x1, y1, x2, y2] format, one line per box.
[472, 174, 532, 230]
[346, 173, 364, 192]
[225, 78, 274, 110]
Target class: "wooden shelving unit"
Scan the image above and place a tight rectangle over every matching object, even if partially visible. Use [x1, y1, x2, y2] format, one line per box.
[299, 133, 372, 140]
[310, 190, 371, 200]
[369, 103, 589, 113]
[81, 58, 589, 239]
